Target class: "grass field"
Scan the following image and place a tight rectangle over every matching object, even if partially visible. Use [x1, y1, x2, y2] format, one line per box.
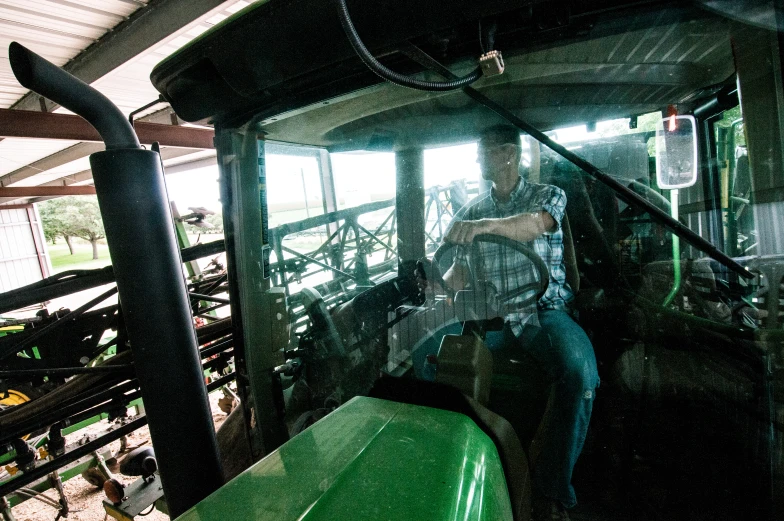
[46, 233, 224, 274]
[47, 240, 112, 273]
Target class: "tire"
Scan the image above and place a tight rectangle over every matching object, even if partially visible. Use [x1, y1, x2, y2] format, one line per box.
[0, 384, 45, 439]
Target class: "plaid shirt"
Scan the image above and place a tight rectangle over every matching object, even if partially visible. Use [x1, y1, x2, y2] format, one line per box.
[451, 177, 574, 334]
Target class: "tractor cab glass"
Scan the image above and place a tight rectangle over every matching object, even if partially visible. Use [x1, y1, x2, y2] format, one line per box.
[150, 2, 784, 520]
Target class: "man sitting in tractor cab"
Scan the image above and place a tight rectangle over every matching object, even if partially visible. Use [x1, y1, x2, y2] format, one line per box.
[424, 124, 598, 521]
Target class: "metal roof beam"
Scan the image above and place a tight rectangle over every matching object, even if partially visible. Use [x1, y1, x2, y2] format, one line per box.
[35, 147, 200, 187]
[40, 169, 95, 187]
[0, 142, 104, 187]
[0, 109, 214, 149]
[164, 156, 217, 175]
[0, 147, 209, 204]
[0, 186, 96, 197]
[10, 0, 233, 112]
[0, 140, 209, 193]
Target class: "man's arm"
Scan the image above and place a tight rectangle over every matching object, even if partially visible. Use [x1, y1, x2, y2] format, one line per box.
[444, 211, 555, 245]
[440, 211, 552, 290]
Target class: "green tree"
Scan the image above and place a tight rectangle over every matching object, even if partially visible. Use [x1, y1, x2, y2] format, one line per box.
[597, 111, 661, 156]
[62, 197, 106, 260]
[715, 105, 745, 147]
[38, 198, 75, 254]
[183, 210, 223, 234]
[205, 212, 223, 233]
[38, 196, 106, 260]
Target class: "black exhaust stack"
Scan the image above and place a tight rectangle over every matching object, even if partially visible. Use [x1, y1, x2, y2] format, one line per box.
[8, 42, 223, 517]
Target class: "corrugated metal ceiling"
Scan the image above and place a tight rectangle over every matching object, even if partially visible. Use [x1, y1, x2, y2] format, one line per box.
[0, 0, 258, 203]
[0, 1, 146, 107]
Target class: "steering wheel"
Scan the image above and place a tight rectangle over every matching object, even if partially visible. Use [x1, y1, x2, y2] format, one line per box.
[432, 233, 550, 310]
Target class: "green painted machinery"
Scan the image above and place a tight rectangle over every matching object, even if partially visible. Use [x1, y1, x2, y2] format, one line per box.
[177, 397, 512, 521]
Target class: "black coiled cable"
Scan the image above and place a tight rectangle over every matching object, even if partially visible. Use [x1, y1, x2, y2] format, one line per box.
[335, 0, 483, 91]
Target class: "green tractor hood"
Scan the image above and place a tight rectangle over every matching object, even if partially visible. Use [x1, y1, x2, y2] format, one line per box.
[175, 397, 512, 521]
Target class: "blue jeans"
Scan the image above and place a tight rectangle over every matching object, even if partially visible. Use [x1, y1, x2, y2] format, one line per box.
[488, 309, 598, 508]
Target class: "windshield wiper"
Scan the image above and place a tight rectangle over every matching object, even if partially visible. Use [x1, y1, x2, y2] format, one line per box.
[399, 42, 753, 280]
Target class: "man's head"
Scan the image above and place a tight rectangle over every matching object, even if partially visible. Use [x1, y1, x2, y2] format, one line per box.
[477, 125, 523, 183]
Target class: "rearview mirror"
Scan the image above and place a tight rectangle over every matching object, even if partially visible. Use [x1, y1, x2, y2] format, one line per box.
[656, 115, 698, 189]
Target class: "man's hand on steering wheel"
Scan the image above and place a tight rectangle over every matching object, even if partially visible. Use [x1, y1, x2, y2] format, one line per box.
[433, 232, 551, 309]
[444, 219, 488, 245]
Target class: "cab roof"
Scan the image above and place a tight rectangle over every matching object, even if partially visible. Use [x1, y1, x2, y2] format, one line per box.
[151, 0, 737, 148]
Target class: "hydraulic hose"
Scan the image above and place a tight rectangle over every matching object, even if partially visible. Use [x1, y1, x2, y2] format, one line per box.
[335, 0, 483, 91]
[8, 42, 140, 150]
[0, 239, 224, 315]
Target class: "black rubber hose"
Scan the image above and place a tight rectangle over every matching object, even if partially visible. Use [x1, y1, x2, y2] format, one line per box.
[334, 0, 483, 91]
[0, 286, 117, 363]
[0, 239, 224, 315]
[8, 42, 140, 150]
[0, 379, 140, 444]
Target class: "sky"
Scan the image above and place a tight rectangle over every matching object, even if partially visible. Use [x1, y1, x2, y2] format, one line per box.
[163, 165, 222, 215]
